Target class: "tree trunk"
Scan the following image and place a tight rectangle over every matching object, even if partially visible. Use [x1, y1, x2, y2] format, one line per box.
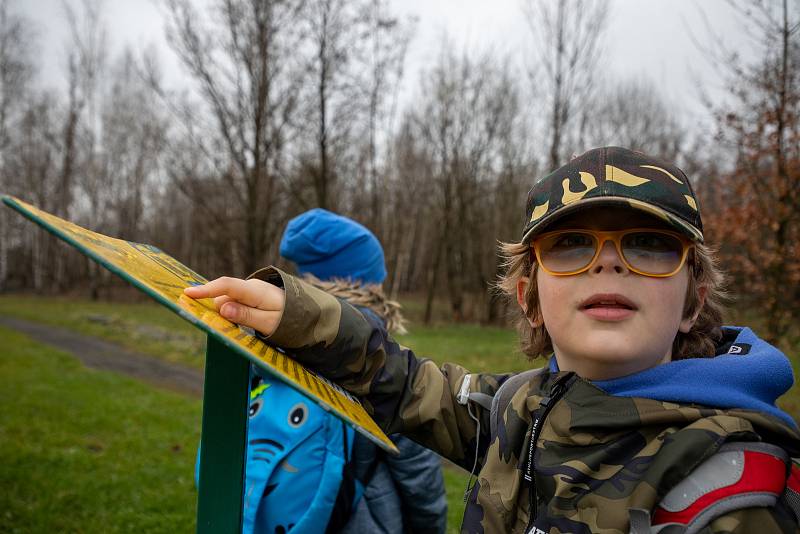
[423, 241, 443, 325]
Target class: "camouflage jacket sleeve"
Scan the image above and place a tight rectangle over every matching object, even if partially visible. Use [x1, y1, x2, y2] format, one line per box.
[701, 505, 800, 533]
[253, 266, 512, 469]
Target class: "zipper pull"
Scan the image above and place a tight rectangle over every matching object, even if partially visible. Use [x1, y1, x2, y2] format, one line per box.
[538, 386, 560, 410]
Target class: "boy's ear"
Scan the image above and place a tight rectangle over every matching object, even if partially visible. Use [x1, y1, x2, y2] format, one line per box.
[679, 285, 707, 333]
[516, 277, 542, 328]
[516, 277, 528, 312]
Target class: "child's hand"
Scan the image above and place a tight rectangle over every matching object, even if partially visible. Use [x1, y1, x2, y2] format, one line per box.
[183, 277, 286, 337]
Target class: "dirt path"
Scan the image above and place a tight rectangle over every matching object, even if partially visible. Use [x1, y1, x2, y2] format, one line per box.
[0, 316, 204, 397]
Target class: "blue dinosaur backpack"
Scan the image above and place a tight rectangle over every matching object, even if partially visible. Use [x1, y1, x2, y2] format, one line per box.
[196, 372, 363, 534]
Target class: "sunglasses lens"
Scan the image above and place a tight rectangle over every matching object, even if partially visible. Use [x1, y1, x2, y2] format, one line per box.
[537, 232, 597, 273]
[621, 232, 685, 275]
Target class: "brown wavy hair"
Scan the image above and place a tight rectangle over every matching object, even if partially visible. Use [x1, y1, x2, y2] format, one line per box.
[496, 240, 727, 361]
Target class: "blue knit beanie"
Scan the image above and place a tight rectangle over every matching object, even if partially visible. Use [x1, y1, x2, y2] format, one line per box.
[279, 208, 387, 285]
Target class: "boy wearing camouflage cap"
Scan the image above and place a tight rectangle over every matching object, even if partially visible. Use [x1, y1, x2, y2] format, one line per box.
[186, 147, 800, 533]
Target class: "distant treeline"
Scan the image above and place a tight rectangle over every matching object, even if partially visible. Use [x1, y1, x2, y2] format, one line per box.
[0, 0, 797, 342]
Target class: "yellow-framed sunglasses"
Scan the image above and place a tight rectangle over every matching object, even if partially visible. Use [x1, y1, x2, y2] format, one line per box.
[532, 228, 694, 278]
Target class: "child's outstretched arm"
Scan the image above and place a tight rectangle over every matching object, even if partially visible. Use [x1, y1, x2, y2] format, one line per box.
[184, 267, 510, 472]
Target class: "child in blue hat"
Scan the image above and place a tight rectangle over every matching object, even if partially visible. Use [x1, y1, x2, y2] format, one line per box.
[260, 208, 446, 533]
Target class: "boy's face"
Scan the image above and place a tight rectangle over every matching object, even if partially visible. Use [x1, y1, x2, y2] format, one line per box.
[522, 206, 702, 380]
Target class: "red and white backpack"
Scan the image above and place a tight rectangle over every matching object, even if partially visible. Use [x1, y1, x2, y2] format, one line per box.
[629, 442, 799, 533]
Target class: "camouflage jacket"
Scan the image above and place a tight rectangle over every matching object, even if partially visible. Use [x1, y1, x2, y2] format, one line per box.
[255, 267, 800, 534]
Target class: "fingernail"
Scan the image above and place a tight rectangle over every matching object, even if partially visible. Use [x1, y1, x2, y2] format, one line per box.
[221, 303, 238, 320]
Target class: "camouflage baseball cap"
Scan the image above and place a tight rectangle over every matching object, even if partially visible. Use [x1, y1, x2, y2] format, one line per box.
[522, 146, 704, 243]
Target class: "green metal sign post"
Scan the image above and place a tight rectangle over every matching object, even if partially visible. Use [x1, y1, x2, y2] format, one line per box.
[196, 335, 250, 534]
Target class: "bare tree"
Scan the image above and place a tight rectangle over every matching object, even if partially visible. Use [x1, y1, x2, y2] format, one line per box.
[0, 0, 34, 170]
[522, 0, 609, 170]
[293, 0, 412, 217]
[10, 93, 61, 291]
[380, 115, 436, 301]
[300, 0, 362, 210]
[359, 0, 413, 232]
[0, 0, 36, 291]
[413, 45, 525, 322]
[64, 0, 108, 217]
[62, 0, 108, 298]
[102, 47, 168, 240]
[162, 0, 306, 275]
[582, 78, 686, 160]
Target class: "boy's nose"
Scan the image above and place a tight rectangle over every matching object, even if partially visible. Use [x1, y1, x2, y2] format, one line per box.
[591, 240, 628, 275]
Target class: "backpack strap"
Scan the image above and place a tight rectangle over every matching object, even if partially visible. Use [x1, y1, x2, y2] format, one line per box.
[489, 368, 546, 440]
[357, 445, 385, 491]
[456, 368, 547, 439]
[455, 368, 546, 501]
[629, 442, 790, 534]
[326, 421, 357, 533]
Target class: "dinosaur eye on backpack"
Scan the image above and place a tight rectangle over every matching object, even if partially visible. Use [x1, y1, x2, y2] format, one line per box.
[287, 403, 308, 428]
[249, 398, 263, 418]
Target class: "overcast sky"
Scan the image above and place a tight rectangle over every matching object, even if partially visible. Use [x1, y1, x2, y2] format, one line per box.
[17, 0, 754, 128]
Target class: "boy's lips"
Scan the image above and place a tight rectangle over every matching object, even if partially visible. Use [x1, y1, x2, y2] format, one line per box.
[579, 293, 638, 321]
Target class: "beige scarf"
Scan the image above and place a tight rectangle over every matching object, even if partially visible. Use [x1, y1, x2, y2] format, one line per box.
[302, 274, 407, 335]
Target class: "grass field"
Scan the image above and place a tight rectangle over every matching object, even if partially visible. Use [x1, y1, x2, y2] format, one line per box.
[0, 294, 798, 532]
[0, 295, 486, 532]
[0, 325, 201, 533]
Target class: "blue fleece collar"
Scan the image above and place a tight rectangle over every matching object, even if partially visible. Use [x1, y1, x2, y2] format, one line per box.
[548, 326, 797, 427]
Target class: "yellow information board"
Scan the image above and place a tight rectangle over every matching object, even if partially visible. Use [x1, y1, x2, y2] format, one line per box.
[2, 195, 397, 454]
